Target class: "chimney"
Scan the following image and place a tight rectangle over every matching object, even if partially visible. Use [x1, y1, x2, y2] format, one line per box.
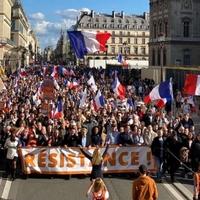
[121, 11, 125, 19]
[91, 10, 95, 18]
[144, 12, 149, 21]
[112, 11, 116, 18]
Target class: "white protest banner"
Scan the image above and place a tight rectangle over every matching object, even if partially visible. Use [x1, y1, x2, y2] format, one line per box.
[19, 146, 155, 175]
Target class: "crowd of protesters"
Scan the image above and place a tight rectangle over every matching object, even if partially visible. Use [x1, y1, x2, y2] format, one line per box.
[0, 65, 199, 190]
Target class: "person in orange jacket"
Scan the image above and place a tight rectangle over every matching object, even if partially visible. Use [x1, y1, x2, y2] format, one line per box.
[193, 162, 200, 200]
[132, 164, 158, 200]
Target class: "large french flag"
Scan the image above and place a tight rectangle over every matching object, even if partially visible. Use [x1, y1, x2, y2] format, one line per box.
[144, 80, 173, 107]
[93, 90, 105, 111]
[112, 77, 126, 100]
[183, 74, 200, 95]
[67, 31, 111, 59]
[53, 99, 63, 119]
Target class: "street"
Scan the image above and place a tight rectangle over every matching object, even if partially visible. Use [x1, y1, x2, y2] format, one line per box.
[0, 173, 194, 200]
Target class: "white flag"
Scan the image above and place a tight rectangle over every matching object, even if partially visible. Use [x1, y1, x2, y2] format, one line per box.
[87, 75, 97, 92]
[79, 88, 87, 108]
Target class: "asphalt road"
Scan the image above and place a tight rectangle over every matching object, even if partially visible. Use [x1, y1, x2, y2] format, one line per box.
[0, 173, 194, 200]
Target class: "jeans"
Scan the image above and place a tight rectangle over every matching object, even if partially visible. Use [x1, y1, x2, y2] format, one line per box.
[154, 156, 164, 180]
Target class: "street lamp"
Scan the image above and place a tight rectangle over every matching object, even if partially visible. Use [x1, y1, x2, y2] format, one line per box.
[123, 41, 127, 60]
[105, 44, 108, 67]
[158, 33, 165, 82]
[122, 41, 129, 69]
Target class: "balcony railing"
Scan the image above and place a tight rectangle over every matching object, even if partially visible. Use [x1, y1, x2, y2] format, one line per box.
[0, 38, 16, 46]
[7, 39, 16, 46]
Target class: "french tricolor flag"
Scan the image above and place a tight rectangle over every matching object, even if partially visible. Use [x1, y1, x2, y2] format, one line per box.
[67, 31, 111, 59]
[64, 79, 71, 88]
[144, 80, 173, 108]
[112, 77, 126, 100]
[61, 67, 69, 76]
[183, 74, 200, 95]
[53, 99, 63, 119]
[70, 79, 79, 89]
[51, 65, 59, 79]
[93, 90, 105, 111]
[117, 53, 124, 63]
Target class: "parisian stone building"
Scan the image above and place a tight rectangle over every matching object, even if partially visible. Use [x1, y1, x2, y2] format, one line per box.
[149, 0, 200, 67]
[75, 10, 149, 67]
[0, 0, 39, 72]
[54, 30, 70, 64]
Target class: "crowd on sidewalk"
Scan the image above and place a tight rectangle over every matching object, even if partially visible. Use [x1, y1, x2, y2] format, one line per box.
[0, 65, 199, 198]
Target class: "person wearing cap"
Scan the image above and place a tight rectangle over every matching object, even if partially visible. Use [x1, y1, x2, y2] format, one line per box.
[132, 164, 158, 200]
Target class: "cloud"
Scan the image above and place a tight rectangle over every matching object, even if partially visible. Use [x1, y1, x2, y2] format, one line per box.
[56, 8, 90, 19]
[29, 8, 90, 49]
[29, 12, 45, 21]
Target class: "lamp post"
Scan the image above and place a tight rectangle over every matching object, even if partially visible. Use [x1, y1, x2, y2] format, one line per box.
[123, 41, 129, 70]
[123, 41, 127, 60]
[105, 44, 108, 68]
[158, 33, 165, 82]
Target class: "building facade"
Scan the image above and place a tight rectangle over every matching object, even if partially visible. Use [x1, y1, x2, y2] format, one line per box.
[0, 0, 15, 67]
[10, 0, 29, 68]
[54, 30, 70, 64]
[0, 0, 39, 72]
[149, 0, 200, 67]
[27, 29, 39, 65]
[75, 10, 149, 67]
[43, 46, 54, 63]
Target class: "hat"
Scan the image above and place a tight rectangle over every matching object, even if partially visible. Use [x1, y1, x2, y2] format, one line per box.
[139, 164, 147, 174]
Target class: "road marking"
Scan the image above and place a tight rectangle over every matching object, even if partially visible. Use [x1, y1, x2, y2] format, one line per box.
[163, 182, 185, 200]
[1, 179, 12, 200]
[173, 182, 193, 200]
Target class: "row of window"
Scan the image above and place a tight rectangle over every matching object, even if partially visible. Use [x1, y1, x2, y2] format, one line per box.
[152, 19, 191, 38]
[88, 56, 148, 60]
[112, 31, 147, 36]
[111, 37, 146, 44]
[152, 20, 168, 38]
[88, 18, 146, 24]
[110, 46, 146, 55]
[79, 23, 149, 30]
[11, 20, 24, 35]
[151, 48, 191, 66]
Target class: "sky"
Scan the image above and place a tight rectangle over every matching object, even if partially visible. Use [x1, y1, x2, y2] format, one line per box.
[22, 0, 149, 49]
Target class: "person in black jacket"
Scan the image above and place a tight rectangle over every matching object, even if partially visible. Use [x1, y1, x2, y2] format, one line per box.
[65, 127, 80, 147]
[117, 126, 132, 146]
[91, 126, 102, 147]
[80, 144, 109, 181]
[151, 127, 165, 182]
[164, 130, 183, 182]
[191, 133, 200, 172]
